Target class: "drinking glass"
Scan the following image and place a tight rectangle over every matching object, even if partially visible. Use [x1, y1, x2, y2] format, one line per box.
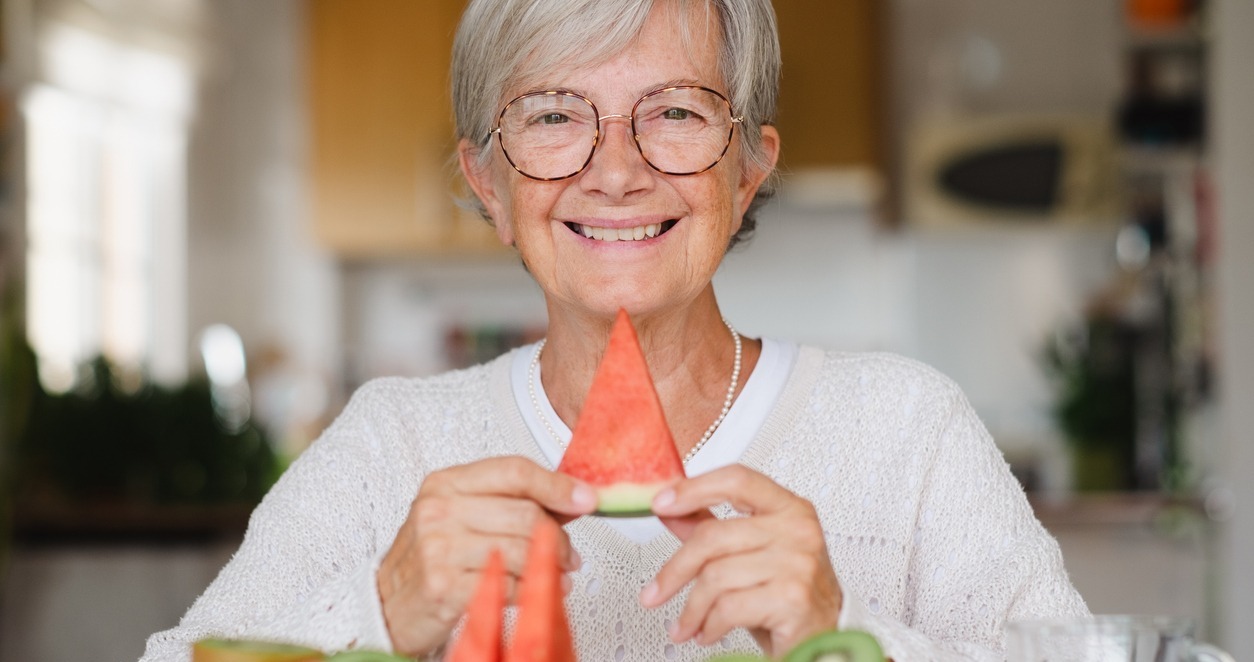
[1006, 615, 1233, 662]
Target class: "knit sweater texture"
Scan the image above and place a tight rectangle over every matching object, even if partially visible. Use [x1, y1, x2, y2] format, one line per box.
[141, 345, 1088, 661]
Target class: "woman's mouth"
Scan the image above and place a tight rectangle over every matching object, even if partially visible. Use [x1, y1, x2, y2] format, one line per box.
[564, 220, 678, 242]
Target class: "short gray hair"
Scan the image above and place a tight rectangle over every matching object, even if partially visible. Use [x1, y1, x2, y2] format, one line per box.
[451, 0, 780, 248]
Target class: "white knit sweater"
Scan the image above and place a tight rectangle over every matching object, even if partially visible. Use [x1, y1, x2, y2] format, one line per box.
[141, 346, 1087, 662]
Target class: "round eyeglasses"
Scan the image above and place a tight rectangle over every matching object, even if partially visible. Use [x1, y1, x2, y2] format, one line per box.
[487, 85, 744, 181]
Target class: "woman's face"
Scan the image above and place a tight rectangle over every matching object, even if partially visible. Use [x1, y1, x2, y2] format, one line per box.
[460, 0, 779, 322]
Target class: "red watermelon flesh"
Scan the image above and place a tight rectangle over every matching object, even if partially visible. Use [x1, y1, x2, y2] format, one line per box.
[556, 308, 686, 516]
[445, 548, 506, 662]
[504, 519, 576, 662]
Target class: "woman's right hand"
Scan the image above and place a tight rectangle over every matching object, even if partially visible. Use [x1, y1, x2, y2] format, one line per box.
[377, 456, 597, 657]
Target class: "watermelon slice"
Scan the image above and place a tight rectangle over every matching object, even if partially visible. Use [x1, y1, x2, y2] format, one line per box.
[445, 548, 507, 662]
[556, 308, 686, 516]
[504, 519, 576, 662]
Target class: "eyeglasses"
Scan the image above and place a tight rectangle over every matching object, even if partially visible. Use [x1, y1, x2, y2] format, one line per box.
[487, 85, 744, 181]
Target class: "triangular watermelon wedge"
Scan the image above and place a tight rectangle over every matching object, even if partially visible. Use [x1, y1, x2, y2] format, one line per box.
[556, 308, 686, 517]
[504, 519, 576, 662]
[445, 547, 507, 662]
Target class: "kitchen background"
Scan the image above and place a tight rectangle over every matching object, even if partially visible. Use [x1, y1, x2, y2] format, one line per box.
[0, 0, 1251, 660]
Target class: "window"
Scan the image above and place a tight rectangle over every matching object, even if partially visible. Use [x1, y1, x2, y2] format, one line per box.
[23, 24, 192, 392]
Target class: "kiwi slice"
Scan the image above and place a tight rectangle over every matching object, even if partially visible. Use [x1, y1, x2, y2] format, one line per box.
[782, 630, 885, 662]
[192, 638, 324, 662]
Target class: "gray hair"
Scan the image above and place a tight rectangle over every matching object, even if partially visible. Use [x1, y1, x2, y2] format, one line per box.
[451, 0, 780, 248]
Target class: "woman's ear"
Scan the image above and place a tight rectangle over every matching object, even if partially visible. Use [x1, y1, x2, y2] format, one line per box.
[735, 125, 781, 217]
[458, 138, 514, 246]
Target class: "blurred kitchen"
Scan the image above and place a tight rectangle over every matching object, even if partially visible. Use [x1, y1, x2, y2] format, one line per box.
[0, 0, 1251, 659]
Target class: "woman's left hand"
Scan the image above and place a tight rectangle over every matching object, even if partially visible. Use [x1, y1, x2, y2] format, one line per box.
[639, 464, 843, 656]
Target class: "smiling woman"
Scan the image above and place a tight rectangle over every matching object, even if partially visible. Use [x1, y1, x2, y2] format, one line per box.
[456, 0, 776, 331]
[141, 1, 1088, 661]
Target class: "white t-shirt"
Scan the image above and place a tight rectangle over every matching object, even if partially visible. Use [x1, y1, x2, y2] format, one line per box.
[510, 337, 800, 543]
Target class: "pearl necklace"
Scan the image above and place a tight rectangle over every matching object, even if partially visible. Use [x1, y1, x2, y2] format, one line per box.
[527, 319, 742, 465]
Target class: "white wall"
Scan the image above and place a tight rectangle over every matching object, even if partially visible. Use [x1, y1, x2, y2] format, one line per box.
[0, 543, 237, 661]
[717, 200, 1117, 482]
[186, 0, 340, 386]
[1212, 0, 1254, 656]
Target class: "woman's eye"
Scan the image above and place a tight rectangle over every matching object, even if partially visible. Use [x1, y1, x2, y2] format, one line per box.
[661, 107, 693, 121]
[535, 112, 569, 125]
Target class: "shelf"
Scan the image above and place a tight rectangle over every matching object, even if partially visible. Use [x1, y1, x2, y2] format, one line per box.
[11, 500, 252, 546]
[1028, 491, 1207, 528]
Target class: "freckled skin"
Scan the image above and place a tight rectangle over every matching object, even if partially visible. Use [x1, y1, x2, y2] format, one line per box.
[461, 1, 769, 326]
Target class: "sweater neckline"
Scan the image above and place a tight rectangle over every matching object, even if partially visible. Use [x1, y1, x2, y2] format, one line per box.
[488, 343, 827, 558]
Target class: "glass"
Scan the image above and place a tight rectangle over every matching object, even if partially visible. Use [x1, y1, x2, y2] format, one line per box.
[1006, 615, 1233, 662]
[488, 85, 743, 181]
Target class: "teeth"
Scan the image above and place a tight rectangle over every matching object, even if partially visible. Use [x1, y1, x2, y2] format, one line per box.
[576, 222, 668, 242]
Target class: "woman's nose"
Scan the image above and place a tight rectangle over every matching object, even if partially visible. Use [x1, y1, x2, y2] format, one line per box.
[578, 115, 654, 197]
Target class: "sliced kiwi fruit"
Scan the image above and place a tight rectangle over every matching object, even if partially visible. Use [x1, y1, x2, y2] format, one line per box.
[782, 630, 886, 662]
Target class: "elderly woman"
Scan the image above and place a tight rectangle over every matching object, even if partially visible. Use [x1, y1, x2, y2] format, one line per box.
[143, 0, 1087, 660]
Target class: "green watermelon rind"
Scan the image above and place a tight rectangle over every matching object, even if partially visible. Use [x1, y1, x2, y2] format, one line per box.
[594, 481, 673, 517]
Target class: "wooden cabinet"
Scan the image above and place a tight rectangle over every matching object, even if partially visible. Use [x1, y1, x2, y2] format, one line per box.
[306, 0, 885, 256]
[774, 0, 885, 171]
[307, 0, 501, 257]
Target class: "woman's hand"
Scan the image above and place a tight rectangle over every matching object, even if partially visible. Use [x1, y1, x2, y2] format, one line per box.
[378, 456, 597, 657]
[640, 464, 843, 656]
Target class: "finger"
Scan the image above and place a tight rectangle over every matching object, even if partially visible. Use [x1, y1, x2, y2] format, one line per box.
[557, 524, 584, 573]
[672, 551, 779, 643]
[688, 583, 795, 648]
[642, 517, 768, 607]
[651, 465, 796, 518]
[426, 456, 597, 516]
[450, 528, 581, 575]
[426, 568, 487, 629]
[448, 534, 530, 576]
[657, 508, 716, 542]
[460, 495, 553, 537]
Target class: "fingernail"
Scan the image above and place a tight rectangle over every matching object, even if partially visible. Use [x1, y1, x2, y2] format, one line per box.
[639, 581, 658, 607]
[572, 484, 597, 510]
[652, 488, 675, 511]
[666, 620, 680, 640]
[571, 549, 583, 570]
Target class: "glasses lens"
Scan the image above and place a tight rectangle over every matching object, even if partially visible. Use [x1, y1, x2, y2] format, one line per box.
[634, 87, 734, 175]
[498, 92, 598, 180]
